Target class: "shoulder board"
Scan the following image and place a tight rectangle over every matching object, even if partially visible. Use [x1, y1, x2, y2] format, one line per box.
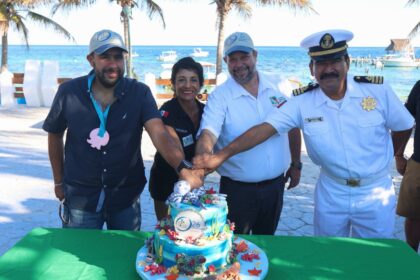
[354, 76, 383, 84]
[292, 82, 319, 96]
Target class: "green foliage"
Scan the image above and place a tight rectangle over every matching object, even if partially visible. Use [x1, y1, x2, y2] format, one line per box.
[0, 1, 74, 69]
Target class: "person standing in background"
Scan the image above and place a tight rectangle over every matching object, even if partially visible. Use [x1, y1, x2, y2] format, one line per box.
[395, 80, 420, 252]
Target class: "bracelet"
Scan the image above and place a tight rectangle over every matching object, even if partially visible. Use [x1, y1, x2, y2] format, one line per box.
[54, 182, 63, 187]
[395, 155, 405, 158]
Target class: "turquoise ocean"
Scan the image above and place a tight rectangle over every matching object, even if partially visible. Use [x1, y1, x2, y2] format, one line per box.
[7, 45, 420, 100]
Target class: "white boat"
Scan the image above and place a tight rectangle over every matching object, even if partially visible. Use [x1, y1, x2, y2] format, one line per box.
[132, 52, 139, 57]
[158, 51, 177, 62]
[382, 39, 420, 67]
[382, 54, 419, 67]
[190, 48, 209, 58]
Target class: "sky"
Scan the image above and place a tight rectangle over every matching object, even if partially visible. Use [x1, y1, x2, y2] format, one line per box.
[7, 0, 420, 47]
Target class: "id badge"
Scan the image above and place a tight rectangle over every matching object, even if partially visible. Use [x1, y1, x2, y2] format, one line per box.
[182, 134, 194, 147]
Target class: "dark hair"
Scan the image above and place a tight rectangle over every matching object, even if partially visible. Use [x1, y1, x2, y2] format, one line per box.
[171, 57, 204, 87]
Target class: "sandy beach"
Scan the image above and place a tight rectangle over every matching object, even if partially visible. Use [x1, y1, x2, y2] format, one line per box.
[0, 106, 410, 256]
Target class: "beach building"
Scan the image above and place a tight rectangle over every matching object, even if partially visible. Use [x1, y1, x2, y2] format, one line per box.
[382, 39, 419, 67]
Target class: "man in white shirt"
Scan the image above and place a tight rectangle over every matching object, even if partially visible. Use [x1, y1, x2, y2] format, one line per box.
[194, 29, 414, 238]
[195, 32, 302, 235]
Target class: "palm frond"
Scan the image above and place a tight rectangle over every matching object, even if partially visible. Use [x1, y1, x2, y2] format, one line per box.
[408, 21, 420, 39]
[252, 0, 317, 14]
[405, 0, 420, 6]
[9, 14, 30, 47]
[26, 11, 76, 42]
[51, 0, 97, 15]
[140, 0, 166, 28]
[233, 1, 252, 20]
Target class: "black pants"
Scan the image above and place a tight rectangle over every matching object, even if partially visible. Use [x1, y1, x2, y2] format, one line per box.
[220, 174, 285, 235]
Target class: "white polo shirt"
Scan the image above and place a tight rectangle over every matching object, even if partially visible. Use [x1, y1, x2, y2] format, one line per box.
[198, 71, 292, 182]
[265, 75, 414, 179]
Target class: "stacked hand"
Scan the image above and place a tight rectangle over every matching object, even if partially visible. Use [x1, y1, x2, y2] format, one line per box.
[179, 168, 205, 190]
[192, 153, 224, 175]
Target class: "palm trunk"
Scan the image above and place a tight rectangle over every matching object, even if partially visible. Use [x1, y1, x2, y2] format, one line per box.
[1, 33, 8, 72]
[216, 13, 226, 75]
[122, 5, 133, 78]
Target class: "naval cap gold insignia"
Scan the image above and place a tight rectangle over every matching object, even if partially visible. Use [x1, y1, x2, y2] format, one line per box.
[361, 96, 377, 111]
[320, 33, 335, 49]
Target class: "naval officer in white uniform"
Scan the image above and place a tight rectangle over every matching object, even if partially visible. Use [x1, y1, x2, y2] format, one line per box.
[193, 29, 414, 238]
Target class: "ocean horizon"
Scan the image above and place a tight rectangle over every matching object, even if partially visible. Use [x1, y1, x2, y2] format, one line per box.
[6, 45, 420, 100]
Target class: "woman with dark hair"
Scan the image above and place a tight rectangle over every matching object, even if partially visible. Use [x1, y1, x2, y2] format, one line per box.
[149, 57, 205, 220]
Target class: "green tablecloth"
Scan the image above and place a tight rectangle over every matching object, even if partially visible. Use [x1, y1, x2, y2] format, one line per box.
[0, 227, 419, 279]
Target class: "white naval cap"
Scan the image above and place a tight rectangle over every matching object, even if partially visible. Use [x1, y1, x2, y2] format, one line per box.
[300, 29, 354, 61]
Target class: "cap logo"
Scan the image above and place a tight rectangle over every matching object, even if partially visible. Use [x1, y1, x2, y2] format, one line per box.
[320, 33, 334, 49]
[225, 34, 238, 46]
[226, 33, 249, 46]
[95, 31, 112, 42]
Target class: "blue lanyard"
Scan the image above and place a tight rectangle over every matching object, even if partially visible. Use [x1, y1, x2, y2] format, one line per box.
[87, 74, 110, 137]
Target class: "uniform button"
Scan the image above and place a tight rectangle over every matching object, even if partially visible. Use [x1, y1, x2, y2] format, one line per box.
[103, 151, 107, 155]
[104, 185, 107, 188]
[104, 168, 107, 172]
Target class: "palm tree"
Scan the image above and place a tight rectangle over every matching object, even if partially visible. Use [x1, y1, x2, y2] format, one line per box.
[0, 0, 74, 72]
[212, 0, 315, 75]
[406, 0, 420, 39]
[52, 0, 165, 78]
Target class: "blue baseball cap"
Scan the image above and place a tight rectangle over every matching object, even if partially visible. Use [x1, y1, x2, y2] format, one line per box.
[89, 29, 128, 55]
[224, 32, 255, 57]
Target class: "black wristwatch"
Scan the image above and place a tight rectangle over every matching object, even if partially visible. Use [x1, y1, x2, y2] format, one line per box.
[176, 160, 193, 174]
[290, 161, 303, 170]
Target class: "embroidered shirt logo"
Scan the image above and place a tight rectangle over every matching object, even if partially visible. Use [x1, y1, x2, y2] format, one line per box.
[160, 110, 169, 118]
[269, 96, 287, 108]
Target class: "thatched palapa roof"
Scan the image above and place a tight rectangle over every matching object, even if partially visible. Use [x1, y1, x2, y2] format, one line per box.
[385, 39, 412, 52]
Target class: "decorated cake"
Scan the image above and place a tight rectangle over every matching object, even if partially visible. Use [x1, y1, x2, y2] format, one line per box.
[136, 182, 268, 279]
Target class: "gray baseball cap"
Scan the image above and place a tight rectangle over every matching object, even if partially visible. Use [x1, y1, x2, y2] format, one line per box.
[89, 29, 128, 55]
[224, 32, 255, 57]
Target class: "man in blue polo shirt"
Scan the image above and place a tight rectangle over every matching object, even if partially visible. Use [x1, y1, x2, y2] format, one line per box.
[43, 29, 203, 230]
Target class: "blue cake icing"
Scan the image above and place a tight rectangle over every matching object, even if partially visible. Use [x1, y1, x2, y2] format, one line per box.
[169, 200, 228, 237]
[152, 193, 234, 272]
[154, 231, 233, 269]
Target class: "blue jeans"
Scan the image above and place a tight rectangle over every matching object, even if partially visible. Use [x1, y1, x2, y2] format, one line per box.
[60, 200, 141, 230]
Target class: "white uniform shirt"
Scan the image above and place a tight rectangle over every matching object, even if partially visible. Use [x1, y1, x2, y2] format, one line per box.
[265, 75, 414, 179]
[198, 72, 291, 182]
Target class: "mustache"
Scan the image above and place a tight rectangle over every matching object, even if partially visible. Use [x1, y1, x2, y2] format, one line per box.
[103, 67, 120, 74]
[320, 72, 339, 80]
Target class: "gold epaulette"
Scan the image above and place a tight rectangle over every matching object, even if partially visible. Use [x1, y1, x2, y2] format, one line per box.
[354, 76, 384, 84]
[292, 82, 319, 96]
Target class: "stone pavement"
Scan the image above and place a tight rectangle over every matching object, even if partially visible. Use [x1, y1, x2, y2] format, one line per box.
[0, 107, 407, 256]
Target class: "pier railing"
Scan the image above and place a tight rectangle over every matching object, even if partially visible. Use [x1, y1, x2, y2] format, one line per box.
[9, 73, 216, 105]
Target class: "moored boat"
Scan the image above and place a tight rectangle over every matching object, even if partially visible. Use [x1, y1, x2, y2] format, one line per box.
[158, 51, 177, 62]
[190, 48, 209, 58]
[381, 39, 419, 68]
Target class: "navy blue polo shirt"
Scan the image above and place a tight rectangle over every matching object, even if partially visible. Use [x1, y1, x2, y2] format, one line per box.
[149, 98, 204, 201]
[43, 71, 160, 212]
